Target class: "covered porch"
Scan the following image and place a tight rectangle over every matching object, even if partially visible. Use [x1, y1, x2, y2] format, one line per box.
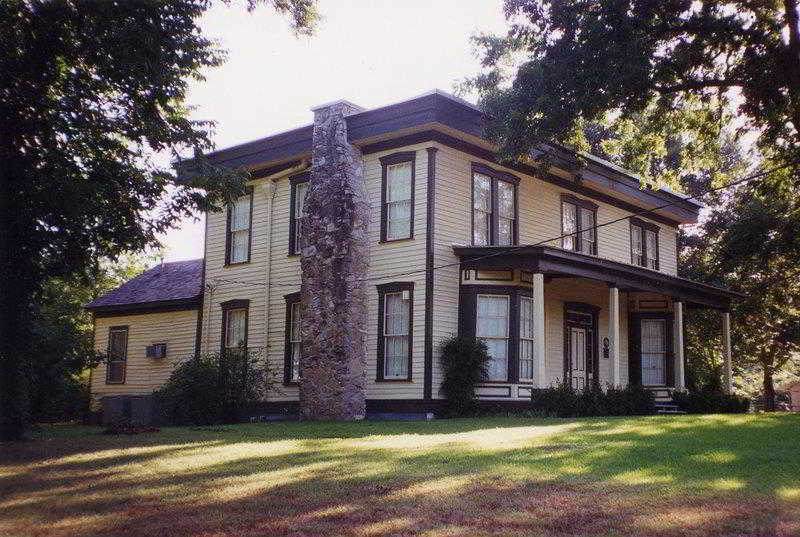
[453, 245, 741, 400]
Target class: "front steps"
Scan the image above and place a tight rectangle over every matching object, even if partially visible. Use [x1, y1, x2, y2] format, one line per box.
[649, 387, 687, 415]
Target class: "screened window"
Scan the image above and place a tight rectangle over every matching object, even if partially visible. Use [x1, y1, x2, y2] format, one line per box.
[386, 162, 413, 240]
[477, 295, 510, 381]
[641, 319, 666, 385]
[106, 327, 128, 384]
[519, 296, 535, 382]
[630, 219, 659, 269]
[561, 196, 597, 254]
[227, 194, 251, 264]
[289, 301, 301, 382]
[225, 308, 247, 352]
[473, 173, 492, 246]
[290, 180, 309, 255]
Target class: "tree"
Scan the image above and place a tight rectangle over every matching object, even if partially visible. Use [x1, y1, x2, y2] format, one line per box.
[468, 0, 800, 172]
[682, 170, 800, 411]
[0, 0, 318, 440]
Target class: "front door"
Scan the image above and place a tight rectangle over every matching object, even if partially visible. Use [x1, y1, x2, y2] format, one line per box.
[564, 303, 597, 389]
[568, 327, 588, 389]
[640, 318, 667, 386]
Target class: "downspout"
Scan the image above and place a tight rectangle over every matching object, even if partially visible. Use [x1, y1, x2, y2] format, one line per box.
[257, 159, 309, 391]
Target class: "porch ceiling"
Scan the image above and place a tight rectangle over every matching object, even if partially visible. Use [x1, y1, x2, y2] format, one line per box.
[452, 245, 743, 310]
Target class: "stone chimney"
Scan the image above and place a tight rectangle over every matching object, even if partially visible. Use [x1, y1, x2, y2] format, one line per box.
[299, 100, 369, 420]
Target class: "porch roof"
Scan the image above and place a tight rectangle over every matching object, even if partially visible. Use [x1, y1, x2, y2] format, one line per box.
[452, 245, 743, 310]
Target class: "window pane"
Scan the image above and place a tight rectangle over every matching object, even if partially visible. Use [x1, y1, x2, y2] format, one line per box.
[231, 229, 249, 263]
[473, 212, 489, 246]
[477, 295, 509, 382]
[384, 292, 410, 378]
[295, 182, 309, 213]
[562, 202, 577, 250]
[519, 297, 534, 381]
[387, 162, 412, 202]
[226, 309, 246, 349]
[580, 208, 595, 252]
[387, 200, 411, 239]
[498, 217, 513, 246]
[497, 181, 514, 218]
[473, 174, 491, 211]
[109, 330, 127, 359]
[646, 230, 658, 268]
[231, 196, 250, 231]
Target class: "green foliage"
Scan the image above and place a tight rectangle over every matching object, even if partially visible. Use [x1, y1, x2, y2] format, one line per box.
[438, 336, 491, 417]
[0, 0, 317, 440]
[155, 348, 276, 426]
[468, 1, 800, 169]
[531, 383, 656, 417]
[672, 388, 750, 415]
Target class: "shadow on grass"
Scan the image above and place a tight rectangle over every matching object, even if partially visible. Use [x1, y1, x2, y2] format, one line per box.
[1, 414, 799, 536]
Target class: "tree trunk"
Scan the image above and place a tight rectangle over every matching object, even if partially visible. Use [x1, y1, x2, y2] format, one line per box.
[763, 366, 776, 412]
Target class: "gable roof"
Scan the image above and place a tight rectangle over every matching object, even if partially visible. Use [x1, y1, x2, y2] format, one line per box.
[85, 259, 204, 316]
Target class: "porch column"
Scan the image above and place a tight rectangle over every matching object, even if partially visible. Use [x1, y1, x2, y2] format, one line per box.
[722, 311, 732, 394]
[533, 273, 547, 388]
[608, 285, 620, 386]
[674, 300, 685, 389]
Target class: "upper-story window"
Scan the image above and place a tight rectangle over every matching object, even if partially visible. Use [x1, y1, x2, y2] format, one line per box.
[380, 152, 415, 242]
[226, 189, 252, 265]
[471, 163, 518, 246]
[630, 218, 659, 270]
[106, 326, 128, 384]
[561, 194, 597, 255]
[289, 173, 310, 256]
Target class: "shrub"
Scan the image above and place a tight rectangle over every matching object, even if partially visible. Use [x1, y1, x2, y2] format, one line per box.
[672, 387, 750, 414]
[155, 348, 276, 425]
[532, 382, 656, 417]
[438, 336, 491, 417]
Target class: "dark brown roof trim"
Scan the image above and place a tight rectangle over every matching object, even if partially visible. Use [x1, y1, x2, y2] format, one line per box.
[561, 193, 599, 211]
[91, 298, 201, 318]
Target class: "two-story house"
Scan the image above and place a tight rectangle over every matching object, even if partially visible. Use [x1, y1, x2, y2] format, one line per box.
[86, 90, 739, 421]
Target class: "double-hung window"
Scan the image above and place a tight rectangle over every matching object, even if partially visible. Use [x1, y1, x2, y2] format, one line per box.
[106, 326, 128, 384]
[221, 300, 249, 357]
[630, 218, 659, 269]
[519, 297, 535, 382]
[284, 293, 302, 383]
[377, 282, 413, 381]
[226, 190, 252, 264]
[471, 164, 518, 246]
[380, 152, 415, 242]
[289, 174, 310, 255]
[561, 194, 597, 254]
[476, 294, 510, 381]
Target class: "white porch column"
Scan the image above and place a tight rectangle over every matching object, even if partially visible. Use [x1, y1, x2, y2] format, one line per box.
[608, 285, 620, 386]
[722, 311, 732, 394]
[533, 273, 547, 388]
[674, 300, 685, 389]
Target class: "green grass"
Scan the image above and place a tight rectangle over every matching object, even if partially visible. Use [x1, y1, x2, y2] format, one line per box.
[2, 414, 799, 536]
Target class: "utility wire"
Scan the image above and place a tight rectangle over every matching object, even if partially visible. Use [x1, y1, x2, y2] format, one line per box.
[208, 158, 798, 291]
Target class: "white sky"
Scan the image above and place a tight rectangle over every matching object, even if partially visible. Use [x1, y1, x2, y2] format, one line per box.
[160, 0, 508, 262]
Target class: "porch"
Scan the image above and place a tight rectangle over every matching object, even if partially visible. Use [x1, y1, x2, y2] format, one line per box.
[453, 245, 741, 401]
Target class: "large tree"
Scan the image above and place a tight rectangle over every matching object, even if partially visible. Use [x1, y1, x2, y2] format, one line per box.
[469, 0, 800, 170]
[0, 0, 318, 440]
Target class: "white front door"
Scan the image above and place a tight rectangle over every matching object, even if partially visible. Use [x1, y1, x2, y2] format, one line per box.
[641, 319, 666, 385]
[569, 327, 587, 389]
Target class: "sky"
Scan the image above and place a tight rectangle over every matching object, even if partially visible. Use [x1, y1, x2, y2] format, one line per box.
[159, 0, 509, 262]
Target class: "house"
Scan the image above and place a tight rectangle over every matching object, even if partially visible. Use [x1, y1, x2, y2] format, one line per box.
[780, 380, 800, 411]
[86, 90, 740, 421]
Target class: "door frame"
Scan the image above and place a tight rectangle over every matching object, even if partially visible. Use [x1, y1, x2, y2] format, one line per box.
[628, 311, 675, 387]
[563, 302, 600, 388]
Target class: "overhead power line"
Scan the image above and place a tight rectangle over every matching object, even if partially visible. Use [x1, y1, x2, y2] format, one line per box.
[208, 158, 798, 291]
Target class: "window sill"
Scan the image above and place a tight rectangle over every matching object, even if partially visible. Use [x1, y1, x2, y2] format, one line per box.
[224, 261, 250, 267]
[379, 236, 415, 244]
[376, 378, 413, 383]
[105, 381, 125, 385]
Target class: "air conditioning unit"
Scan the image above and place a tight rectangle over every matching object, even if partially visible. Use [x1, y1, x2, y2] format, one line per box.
[146, 343, 167, 359]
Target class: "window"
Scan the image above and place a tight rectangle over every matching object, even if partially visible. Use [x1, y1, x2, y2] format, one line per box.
[471, 164, 518, 246]
[289, 174, 309, 255]
[380, 152, 415, 242]
[561, 194, 597, 254]
[377, 282, 413, 381]
[226, 190, 252, 264]
[106, 326, 128, 384]
[519, 297, 534, 382]
[476, 295, 510, 381]
[284, 293, 302, 383]
[221, 299, 249, 357]
[630, 218, 659, 269]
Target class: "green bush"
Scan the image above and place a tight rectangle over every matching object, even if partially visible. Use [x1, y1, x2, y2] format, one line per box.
[672, 388, 750, 414]
[438, 336, 491, 417]
[532, 382, 656, 417]
[155, 348, 275, 425]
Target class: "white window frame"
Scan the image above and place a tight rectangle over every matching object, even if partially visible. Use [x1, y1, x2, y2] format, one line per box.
[383, 291, 410, 379]
[476, 294, 510, 382]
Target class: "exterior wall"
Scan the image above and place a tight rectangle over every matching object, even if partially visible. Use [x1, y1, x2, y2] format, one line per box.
[91, 309, 199, 405]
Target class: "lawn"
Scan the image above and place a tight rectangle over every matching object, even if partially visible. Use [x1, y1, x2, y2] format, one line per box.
[1, 414, 799, 537]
